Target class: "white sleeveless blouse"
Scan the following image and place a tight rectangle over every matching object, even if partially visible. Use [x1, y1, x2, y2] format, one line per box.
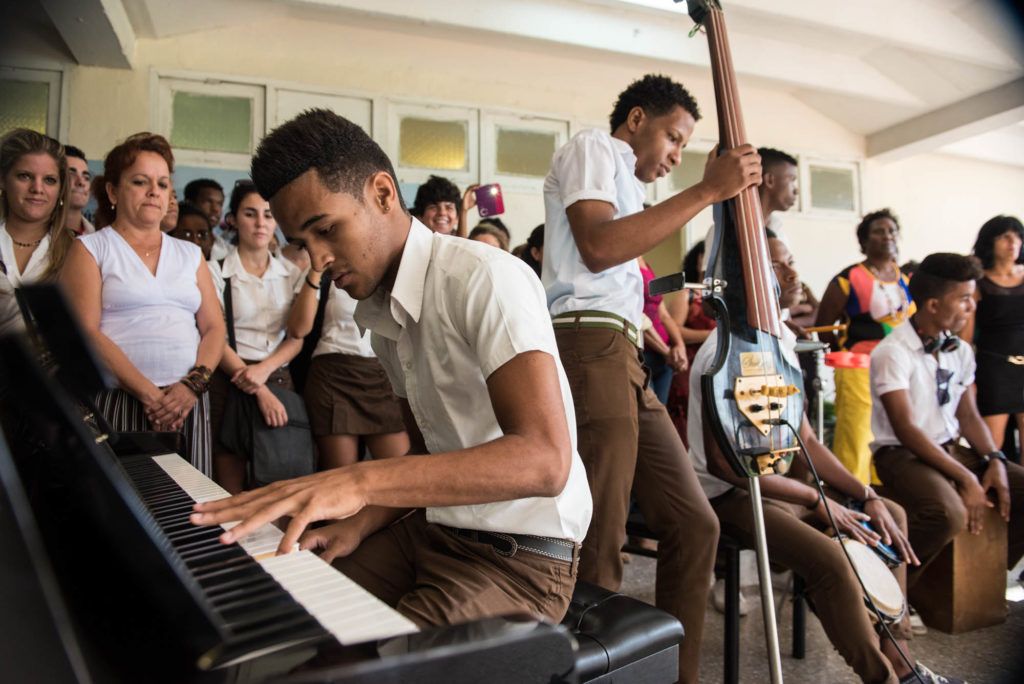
[80, 227, 202, 386]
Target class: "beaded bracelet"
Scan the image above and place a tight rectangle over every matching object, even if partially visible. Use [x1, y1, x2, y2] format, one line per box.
[181, 365, 213, 396]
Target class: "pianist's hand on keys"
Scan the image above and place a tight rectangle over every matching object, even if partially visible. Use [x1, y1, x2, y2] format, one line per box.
[191, 467, 369, 555]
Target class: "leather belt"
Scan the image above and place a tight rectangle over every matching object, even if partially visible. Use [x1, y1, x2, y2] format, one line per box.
[552, 309, 640, 347]
[441, 526, 576, 563]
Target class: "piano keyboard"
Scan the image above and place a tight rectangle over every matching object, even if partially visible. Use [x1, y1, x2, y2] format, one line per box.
[128, 454, 417, 661]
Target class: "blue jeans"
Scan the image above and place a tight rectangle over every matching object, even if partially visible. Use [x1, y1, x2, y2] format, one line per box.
[643, 349, 674, 405]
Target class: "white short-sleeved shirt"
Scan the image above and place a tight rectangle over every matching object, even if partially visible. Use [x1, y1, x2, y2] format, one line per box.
[0, 222, 52, 286]
[208, 248, 304, 362]
[355, 218, 592, 542]
[314, 284, 375, 358]
[542, 129, 646, 326]
[0, 268, 24, 337]
[79, 227, 202, 387]
[869, 322, 975, 452]
[687, 325, 802, 499]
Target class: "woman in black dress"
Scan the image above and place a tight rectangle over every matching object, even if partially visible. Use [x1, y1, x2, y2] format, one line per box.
[963, 215, 1024, 461]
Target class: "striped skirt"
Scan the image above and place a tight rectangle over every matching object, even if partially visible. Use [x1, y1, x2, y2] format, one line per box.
[94, 388, 212, 478]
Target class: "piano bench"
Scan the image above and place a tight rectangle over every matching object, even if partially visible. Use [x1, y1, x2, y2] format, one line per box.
[562, 581, 683, 684]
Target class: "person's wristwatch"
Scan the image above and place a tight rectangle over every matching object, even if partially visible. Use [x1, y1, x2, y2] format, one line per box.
[981, 450, 1008, 465]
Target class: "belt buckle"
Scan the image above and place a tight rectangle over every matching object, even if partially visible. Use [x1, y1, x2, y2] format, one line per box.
[1008, 355, 1024, 366]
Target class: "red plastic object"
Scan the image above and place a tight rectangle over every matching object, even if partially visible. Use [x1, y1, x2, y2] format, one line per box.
[825, 351, 870, 369]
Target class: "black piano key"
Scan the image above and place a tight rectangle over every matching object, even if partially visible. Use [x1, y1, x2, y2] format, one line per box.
[119, 456, 332, 662]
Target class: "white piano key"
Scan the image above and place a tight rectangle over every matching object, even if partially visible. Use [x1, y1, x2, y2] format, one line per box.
[151, 454, 419, 645]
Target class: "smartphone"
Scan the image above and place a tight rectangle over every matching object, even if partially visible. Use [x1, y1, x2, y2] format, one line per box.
[474, 183, 505, 218]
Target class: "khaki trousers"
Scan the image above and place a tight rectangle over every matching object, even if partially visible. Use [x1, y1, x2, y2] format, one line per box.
[875, 442, 1024, 586]
[555, 326, 719, 684]
[712, 489, 912, 684]
[334, 510, 579, 627]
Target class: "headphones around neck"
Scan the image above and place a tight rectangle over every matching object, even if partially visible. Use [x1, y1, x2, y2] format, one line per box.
[919, 329, 961, 354]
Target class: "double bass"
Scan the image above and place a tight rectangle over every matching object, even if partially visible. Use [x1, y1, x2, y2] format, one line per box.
[686, 2, 803, 681]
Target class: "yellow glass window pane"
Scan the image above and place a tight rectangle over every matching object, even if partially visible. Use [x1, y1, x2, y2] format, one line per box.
[171, 92, 252, 154]
[0, 80, 49, 137]
[669, 150, 707, 192]
[810, 165, 856, 212]
[495, 128, 557, 177]
[399, 118, 467, 171]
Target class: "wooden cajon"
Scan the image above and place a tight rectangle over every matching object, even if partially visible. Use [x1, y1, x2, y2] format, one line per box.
[908, 506, 1008, 633]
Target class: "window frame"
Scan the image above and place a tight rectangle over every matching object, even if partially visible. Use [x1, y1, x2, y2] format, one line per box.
[800, 156, 862, 219]
[387, 101, 479, 186]
[480, 112, 569, 192]
[153, 73, 266, 170]
[0, 64, 68, 139]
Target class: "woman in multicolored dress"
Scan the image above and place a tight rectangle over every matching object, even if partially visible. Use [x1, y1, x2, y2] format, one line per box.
[815, 209, 915, 483]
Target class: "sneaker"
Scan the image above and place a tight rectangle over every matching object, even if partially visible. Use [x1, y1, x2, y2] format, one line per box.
[899, 662, 967, 684]
[908, 606, 928, 635]
[711, 578, 751, 616]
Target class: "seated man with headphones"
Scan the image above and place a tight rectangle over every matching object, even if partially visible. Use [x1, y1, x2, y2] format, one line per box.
[870, 252, 1024, 587]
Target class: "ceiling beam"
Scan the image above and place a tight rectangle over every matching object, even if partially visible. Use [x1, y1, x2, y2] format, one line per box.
[39, 0, 135, 69]
[292, 0, 922, 106]
[866, 77, 1024, 160]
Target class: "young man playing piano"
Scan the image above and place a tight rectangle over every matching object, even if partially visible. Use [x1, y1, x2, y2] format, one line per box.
[690, 233, 960, 684]
[191, 109, 592, 628]
[542, 73, 759, 682]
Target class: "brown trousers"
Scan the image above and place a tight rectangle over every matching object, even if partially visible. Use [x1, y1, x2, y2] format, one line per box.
[712, 489, 912, 684]
[875, 442, 1024, 586]
[555, 326, 719, 684]
[333, 510, 579, 628]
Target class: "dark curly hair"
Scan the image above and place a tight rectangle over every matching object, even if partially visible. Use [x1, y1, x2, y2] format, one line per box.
[683, 240, 706, 280]
[251, 109, 406, 211]
[609, 74, 701, 133]
[411, 175, 460, 217]
[972, 215, 1024, 269]
[855, 208, 900, 250]
[183, 178, 222, 203]
[908, 253, 983, 304]
[520, 224, 544, 277]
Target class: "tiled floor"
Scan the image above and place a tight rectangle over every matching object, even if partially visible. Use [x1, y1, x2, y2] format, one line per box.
[619, 553, 1024, 683]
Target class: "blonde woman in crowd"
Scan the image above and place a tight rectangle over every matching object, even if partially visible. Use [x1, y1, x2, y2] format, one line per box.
[0, 128, 73, 287]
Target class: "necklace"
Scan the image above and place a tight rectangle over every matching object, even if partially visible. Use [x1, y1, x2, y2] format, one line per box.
[12, 237, 43, 249]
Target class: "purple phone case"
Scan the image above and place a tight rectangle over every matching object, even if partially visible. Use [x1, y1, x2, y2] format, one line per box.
[475, 184, 505, 218]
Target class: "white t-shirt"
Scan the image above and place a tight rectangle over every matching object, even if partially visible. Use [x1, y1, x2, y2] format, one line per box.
[79, 227, 202, 386]
[687, 325, 801, 499]
[355, 218, 592, 542]
[314, 284, 375, 358]
[0, 222, 52, 286]
[208, 248, 304, 362]
[543, 128, 646, 326]
[869, 322, 975, 452]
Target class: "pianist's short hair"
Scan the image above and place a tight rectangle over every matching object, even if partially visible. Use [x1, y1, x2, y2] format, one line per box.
[907, 253, 983, 304]
[609, 74, 701, 133]
[251, 109, 406, 211]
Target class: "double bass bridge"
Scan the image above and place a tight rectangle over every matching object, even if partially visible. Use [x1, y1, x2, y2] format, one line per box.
[733, 374, 800, 437]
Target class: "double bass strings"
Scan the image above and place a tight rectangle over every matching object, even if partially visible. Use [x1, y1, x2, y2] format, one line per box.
[705, 6, 784, 452]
